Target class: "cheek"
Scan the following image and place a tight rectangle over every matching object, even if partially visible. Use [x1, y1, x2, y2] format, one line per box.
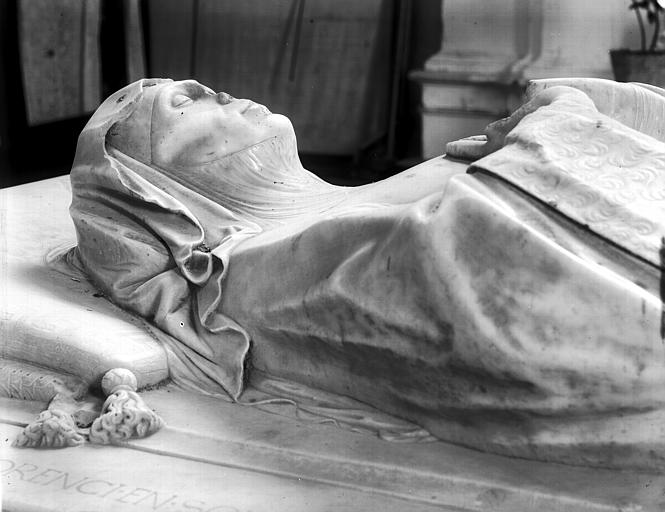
[211, 116, 264, 149]
[154, 109, 284, 167]
[152, 118, 225, 166]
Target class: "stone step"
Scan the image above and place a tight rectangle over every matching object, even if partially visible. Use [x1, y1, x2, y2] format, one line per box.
[1, 386, 658, 512]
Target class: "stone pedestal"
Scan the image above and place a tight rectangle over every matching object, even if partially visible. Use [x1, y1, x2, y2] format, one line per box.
[412, 0, 641, 159]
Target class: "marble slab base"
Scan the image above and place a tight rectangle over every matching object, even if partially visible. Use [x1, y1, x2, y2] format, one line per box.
[2, 423, 449, 512]
[1, 385, 661, 512]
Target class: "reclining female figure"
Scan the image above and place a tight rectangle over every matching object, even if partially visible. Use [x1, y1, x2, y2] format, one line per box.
[69, 77, 665, 469]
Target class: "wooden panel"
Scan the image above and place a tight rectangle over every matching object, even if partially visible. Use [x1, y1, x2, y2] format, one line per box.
[18, 0, 101, 125]
[191, 0, 392, 154]
[147, 0, 196, 79]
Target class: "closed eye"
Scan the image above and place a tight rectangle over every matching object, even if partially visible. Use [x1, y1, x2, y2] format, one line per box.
[172, 93, 193, 108]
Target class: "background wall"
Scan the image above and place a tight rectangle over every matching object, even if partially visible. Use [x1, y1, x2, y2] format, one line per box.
[414, 0, 643, 158]
[0, 1, 649, 187]
[0, 0, 442, 188]
[148, 0, 393, 155]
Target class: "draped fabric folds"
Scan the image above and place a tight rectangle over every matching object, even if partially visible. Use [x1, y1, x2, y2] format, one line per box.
[68, 77, 665, 468]
[69, 79, 260, 399]
[451, 78, 665, 269]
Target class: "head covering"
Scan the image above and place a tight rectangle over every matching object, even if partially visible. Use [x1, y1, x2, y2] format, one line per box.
[69, 79, 262, 399]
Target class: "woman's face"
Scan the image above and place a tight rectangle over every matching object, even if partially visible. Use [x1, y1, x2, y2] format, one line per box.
[150, 80, 295, 168]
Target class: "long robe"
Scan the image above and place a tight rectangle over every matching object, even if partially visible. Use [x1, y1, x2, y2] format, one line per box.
[70, 78, 665, 469]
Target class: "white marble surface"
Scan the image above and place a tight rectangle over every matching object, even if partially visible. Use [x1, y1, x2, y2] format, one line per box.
[0, 176, 169, 387]
[1, 386, 660, 512]
[2, 425, 446, 512]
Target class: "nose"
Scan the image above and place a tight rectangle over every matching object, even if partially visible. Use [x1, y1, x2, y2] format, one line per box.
[216, 92, 235, 105]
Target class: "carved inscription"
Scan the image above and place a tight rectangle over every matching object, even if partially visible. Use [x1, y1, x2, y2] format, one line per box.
[1, 458, 243, 512]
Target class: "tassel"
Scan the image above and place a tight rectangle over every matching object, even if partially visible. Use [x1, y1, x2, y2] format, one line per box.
[89, 368, 164, 445]
[13, 408, 85, 448]
[6, 361, 88, 449]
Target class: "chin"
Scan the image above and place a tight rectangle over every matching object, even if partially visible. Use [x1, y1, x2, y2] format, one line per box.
[262, 115, 298, 149]
[266, 113, 295, 136]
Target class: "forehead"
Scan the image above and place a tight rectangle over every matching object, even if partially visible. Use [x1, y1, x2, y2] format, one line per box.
[157, 80, 216, 98]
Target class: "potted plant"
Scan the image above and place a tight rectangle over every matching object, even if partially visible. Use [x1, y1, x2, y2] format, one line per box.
[611, 0, 665, 85]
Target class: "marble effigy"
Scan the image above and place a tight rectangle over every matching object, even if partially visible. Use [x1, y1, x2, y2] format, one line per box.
[11, 76, 665, 470]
